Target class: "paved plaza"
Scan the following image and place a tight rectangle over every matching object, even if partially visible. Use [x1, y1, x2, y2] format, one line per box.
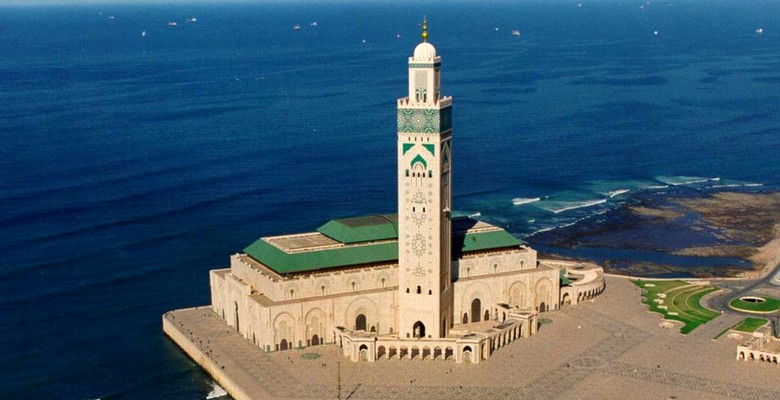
[165, 276, 780, 400]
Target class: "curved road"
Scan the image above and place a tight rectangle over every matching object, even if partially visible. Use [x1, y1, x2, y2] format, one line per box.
[704, 260, 780, 325]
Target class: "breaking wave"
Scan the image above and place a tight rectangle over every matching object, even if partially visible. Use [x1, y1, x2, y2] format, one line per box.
[605, 189, 629, 198]
[711, 180, 763, 188]
[206, 381, 228, 399]
[655, 175, 720, 186]
[541, 198, 608, 214]
[512, 197, 541, 206]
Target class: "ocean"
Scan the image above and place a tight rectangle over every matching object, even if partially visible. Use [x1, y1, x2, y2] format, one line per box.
[0, 0, 777, 398]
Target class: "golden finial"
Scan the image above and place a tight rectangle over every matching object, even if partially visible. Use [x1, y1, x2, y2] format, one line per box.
[421, 16, 428, 42]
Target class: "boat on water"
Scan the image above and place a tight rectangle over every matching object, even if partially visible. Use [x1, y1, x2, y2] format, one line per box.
[167, 21, 177, 26]
[511, 29, 520, 36]
[141, 30, 146, 37]
[756, 28, 764, 34]
[310, 21, 318, 27]
[293, 25, 301, 30]
[186, 17, 197, 23]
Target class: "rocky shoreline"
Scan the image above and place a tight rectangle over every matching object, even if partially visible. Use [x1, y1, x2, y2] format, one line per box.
[527, 191, 780, 278]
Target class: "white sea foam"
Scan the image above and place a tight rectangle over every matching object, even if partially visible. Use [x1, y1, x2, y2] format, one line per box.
[711, 182, 764, 189]
[655, 175, 719, 186]
[711, 184, 742, 188]
[512, 197, 541, 206]
[542, 198, 608, 214]
[528, 221, 577, 236]
[468, 212, 482, 218]
[605, 189, 629, 198]
[206, 382, 228, 399]
[645, 185, 670, 190]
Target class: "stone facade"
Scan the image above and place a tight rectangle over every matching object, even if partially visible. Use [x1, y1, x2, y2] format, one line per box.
[736, 325, 780, 365]
[207, 26, 604, 363]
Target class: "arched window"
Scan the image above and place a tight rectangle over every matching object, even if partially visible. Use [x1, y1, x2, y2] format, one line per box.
[428, 289, 432, 295]
[234, 301, 240, 331]
[355, 314, 367, 331]
[380, 278, 386, 288]
[428, 170, 432, 178]
[471, 298, 481, 323]
[413, 321, 426, 338]
[289, 289, 295, 299]
[416, 285, 422, 294]
[320, 285, 326, 296]
[351, 281, 356, 292]
[405, 169, 410, 177]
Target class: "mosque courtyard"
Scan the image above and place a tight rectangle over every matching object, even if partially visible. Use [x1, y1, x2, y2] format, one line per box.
[164, 275, 780, 400]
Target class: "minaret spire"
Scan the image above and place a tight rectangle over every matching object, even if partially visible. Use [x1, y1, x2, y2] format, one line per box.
[421, 16, 428, 43]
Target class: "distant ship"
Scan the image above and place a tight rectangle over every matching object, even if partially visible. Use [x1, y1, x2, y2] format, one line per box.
[186, 17, 197, 23]
[511, 29, 521, 36]
[141, 30, 147, 37]
[756, 28, 764, 34]
[168, 22, 177, 26]
[293, 25, 301, 30]
[310, 21, 318, 27]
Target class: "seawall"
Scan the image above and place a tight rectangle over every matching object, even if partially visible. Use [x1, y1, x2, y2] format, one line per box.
[162, 307, 254, 400]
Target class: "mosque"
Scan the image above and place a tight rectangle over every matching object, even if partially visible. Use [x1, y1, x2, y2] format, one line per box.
[208, 20, 605, 363]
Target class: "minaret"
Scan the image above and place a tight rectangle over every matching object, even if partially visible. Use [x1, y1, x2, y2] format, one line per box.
[397, 18, 454, 340]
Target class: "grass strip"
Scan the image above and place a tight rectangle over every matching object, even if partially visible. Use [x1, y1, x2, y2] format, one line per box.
[732, 317, 768, 332]
[632, 280, 721, 334]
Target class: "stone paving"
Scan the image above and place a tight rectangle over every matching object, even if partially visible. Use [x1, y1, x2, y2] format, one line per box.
[166, 276, 780, 400]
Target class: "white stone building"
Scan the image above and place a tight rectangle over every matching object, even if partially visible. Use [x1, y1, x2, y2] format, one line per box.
[209, 21, 604, 363]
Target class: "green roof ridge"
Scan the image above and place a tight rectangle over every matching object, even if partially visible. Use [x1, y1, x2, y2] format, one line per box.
[243, 217, 523, 275]
[317, 214, 398, 244]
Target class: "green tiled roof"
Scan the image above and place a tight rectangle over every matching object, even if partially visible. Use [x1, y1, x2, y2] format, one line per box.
[317, 215, 398, 244]
[560, 269, 573, 286]
[243, 216, 523, 275]
[243, 239, 399, 274]
[454, 229, 522, 257]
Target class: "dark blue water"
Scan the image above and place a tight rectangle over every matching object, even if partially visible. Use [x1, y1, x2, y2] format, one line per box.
[0, 1, 778, 398]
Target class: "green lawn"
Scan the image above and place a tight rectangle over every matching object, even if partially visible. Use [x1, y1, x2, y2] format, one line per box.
[632, 280, 721, 334]
[729, 296, 780, 313]
[732, 318, 768, 333]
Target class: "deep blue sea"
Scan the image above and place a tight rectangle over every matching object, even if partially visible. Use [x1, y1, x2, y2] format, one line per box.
[0, 0, 778, 398]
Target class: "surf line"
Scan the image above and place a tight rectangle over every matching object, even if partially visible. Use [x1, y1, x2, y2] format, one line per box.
[546, 198, 608, 214]
[512, 197, 541, 206]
